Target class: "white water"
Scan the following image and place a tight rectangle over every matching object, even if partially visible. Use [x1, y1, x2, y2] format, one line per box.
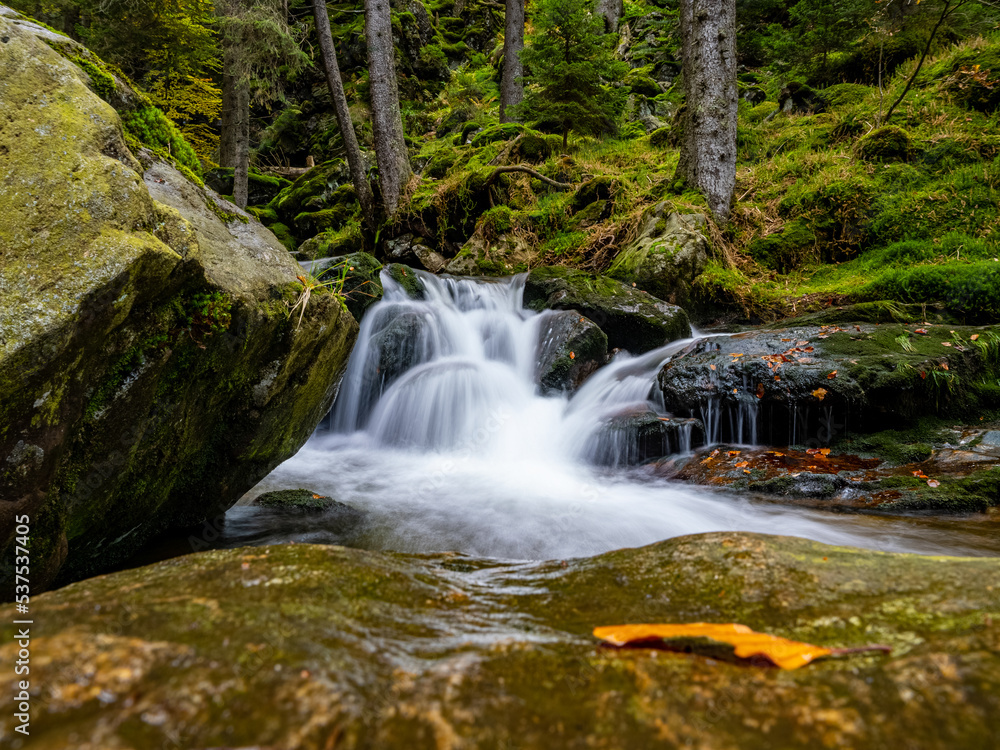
[247, 270, 1000, 560]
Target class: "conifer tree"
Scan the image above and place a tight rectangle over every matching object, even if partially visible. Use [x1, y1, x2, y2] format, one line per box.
[512, 0, 627, 150]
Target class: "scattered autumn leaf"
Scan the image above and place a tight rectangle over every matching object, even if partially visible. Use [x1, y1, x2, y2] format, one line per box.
[727, 450, 741, 457]
[913, 470, 929, 479]
[812, 387, 828, 401]
[920, 371, 928, 379]
[971, 334, 980, 341]
[756, 383, 765, 399]
[735, 461, 749, 468]
[942, 342, 953, 347]
[915, 328, 929, 335]
[940, 362, 949, 371]
[312, 494, 323, 499]
[592, 623, 891, 670]
[774, 375, 781, 382]
[827, 370, 838, 379]
[710, 364, 716, 371]
[927, 479, 941, 488]
[570, 351, 575, 359]
[820, 448, 831, 456]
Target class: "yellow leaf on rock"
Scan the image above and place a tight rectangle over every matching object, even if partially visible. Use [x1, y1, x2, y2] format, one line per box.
[593, 623, 834, 670]
[812, 387, 828, 401]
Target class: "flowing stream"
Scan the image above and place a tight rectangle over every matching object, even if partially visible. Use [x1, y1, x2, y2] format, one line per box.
[229, 270, 1000, 560]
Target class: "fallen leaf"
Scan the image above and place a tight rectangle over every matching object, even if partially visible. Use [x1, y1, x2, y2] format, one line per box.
[828, 370, 838, 379]
[915, 328, 929, 335]
[920, 371, 928, 379]
[797, 340, 809, 346]
[570, 351, 576, 359]
[735, 461, 749, 468]
[940, 362, 949, 371]
[819, 448, 831, 456]
[971, 334, 980, 341]
[312, 494, 323, 499]
[774, 375, 781, 382]
[927, 479, 941, 488]
[756, 383, 765, 399]
[710, 364, 716, 371]
[812, 387, 828, 401]
[942, 342, 953, 347]
[592, 623, 890, 670]
[727, 450, 741, 457]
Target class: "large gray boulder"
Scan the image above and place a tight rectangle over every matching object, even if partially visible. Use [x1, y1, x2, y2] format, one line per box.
[534, 310, 608, 393]
[7, 532, 1000, 748]
[0, 11, 357, 592]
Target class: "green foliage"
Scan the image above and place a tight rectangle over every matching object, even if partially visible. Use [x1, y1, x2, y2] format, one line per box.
[71, 56, 115, 101]
[478, 205, 514, 240]
[121, 104, 203, 177]
[511, 0, 628, 146]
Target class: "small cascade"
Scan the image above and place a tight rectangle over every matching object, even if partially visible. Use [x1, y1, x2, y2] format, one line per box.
[252, 270, 988, 560]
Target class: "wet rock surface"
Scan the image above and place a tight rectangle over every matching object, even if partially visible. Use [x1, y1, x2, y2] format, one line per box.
[657, 322, 1000, 445]
[6, 532, 1000, 749]
[524, 265, 691, 353]
[534, 310, 608, 393]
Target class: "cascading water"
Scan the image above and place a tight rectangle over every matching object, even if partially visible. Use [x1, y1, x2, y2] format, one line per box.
[242, 269, 1000, 560]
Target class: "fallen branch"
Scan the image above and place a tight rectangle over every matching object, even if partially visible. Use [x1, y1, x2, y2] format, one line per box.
[486, 165, 573, 189]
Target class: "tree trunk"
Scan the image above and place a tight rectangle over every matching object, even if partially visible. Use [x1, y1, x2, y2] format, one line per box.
[674, 0, 737, 222]
[232, 80, 250, 209]
[499, 0, 524, 123]
[364, 0, 411, 217]
[595, 0, 623, 33]
[313, 0, 376, 228]
[219, 46, 239, 168]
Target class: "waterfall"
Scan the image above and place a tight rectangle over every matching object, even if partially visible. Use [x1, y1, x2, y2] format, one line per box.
[249, 269, 992, 561]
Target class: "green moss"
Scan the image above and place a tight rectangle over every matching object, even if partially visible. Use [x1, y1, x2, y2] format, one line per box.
[121, 104, 202, 177]
[471, 123, 524, 147]
[749, 219, 817, 273]
[624, 69, 661, 97]
[424, 147, 460, 178]
[857, 126, 913, 162]
[649, 127, 672, 148]
[478, 205, 514, 240]
[70, 56, 115, 101]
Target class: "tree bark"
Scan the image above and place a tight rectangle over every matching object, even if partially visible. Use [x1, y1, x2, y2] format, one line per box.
[313, 0, 376, 227]
[595, 0, 623, 33]
[232, 80, 250, 208]
[364, 0, 411, 217]
[499, 0, 524, 123]
[674, 0, 737, 222]
[219, 46, 239, 168]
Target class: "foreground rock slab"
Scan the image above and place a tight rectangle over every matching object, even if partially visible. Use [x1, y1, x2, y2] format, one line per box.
[4, 532, 999, 749]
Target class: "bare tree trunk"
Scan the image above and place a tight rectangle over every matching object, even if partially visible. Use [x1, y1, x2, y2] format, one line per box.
[674, 0, 737, 222]
[595, 0, 623, 33]
[364, 0, 411, 217]
[313, 0, 376, 227]
[499, 0, 524, 123]
[219, 46, 239, 168]
[232, 80, 250, 208]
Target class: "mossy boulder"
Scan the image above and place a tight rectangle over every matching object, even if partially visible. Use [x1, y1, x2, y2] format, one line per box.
[445, 232, 534, 276]
[649, 126, 672, 148]
[511, 129, 552, 163]
[296, 224, 364, 261]
[534, 310, 608, 393]
[571, 175, 617, 211]
[524, 266, 691, 353]
[204, 168, 292, 207]
[383, 263, 426, 299]
[0, 14, 358, 593]
[778, 81, 827, 114]
[269, 159, 357, 227]
[608, 205, 710, 306]
[624, 69, 661, 97]
[656, 324, 1000, 446]
[470, 122, 524, 147]
[307, 251, 383, 321]
[423, 146, 460, 178]
[748, 218, 817, 273]
[9, 532, 1000, 748]
[857, 126, 914, 162]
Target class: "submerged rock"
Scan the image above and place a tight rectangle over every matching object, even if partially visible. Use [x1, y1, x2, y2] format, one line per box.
[535, 310, 608, 393]
[587, 407, 703, 466]
[524, 266, 691, 353]
[7, 532, 1000, 748]
[0, 14, 357, 592]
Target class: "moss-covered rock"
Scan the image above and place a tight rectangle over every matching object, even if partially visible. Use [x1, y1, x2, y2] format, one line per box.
[749, 218, 818, 273]
[384, 263, 426, 299]
[657, 323, 1000, 445]
[857, 126, 914, 162]
[204, 168, 292, 207]
[608, 205, 710, 306]
[0, 14, 358, 593]
[524, 266, 691, 353]
[307, 251, 383, 321]
[9, 533, 1000, 748]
